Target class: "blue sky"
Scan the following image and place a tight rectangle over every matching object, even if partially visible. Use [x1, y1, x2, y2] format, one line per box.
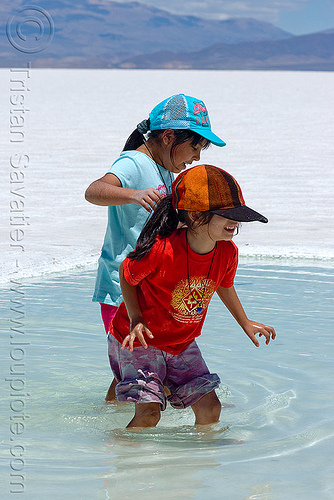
[118, 0, 334, 35]
[278, 0, 334, 34]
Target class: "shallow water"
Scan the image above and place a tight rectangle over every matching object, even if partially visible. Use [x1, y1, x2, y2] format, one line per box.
[1, 262, 334, 499]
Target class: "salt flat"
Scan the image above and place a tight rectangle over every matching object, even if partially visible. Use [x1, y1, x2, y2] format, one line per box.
[1, 69, 333, 282]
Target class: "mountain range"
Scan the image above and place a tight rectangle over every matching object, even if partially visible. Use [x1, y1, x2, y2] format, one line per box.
[0, 0, 333, 70]
[118, 29, 334, 71]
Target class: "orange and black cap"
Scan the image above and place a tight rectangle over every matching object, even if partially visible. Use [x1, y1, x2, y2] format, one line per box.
[172, 165, 268, 223]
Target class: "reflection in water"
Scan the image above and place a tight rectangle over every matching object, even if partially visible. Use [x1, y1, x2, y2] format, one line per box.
[96, 426, 240, 500]
[244, 483, 274, 500]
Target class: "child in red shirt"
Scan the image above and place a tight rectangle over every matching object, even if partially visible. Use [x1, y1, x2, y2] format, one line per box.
[108, 164, 276, 428]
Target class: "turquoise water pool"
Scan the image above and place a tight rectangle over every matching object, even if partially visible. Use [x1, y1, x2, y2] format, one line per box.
[1, 262, 333, 499]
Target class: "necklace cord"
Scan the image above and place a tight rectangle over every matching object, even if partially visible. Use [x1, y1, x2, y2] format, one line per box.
[143, 141, 173, 194]
[186, 241, 217, 313]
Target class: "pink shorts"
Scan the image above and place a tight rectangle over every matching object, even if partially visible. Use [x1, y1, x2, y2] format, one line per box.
[107, 334, 220, 411]
[100, 303, 118, 334]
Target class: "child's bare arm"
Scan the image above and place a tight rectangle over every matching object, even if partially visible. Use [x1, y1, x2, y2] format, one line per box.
[119, 261, 154, 351]
[216, 285, 276, 347]
[85, 173, 162, 212]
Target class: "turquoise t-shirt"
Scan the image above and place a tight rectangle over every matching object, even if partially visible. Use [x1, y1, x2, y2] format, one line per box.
[93, 151, 173, 306]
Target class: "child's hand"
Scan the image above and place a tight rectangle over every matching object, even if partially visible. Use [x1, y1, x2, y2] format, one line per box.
[121, 318, 154, 352]
[243, 320, 276, 347]
[132, 188, 163, 213]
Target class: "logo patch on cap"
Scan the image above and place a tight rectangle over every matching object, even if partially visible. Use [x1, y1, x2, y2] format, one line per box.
[193, 101, 210, 127]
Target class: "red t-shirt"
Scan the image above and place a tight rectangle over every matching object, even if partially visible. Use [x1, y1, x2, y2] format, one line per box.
[111, 228, 238, 354]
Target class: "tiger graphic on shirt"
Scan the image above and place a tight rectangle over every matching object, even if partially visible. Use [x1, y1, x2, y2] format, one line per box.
[171, 277, 216, 323]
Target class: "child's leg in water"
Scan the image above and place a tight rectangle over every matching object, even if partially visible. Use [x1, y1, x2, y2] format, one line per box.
[126, 390, 221, 429]
[191, 390, 221, 425]
[105, 379, 117, 401]
[100, 304, 119, 401]
[127, 402, 161, 429]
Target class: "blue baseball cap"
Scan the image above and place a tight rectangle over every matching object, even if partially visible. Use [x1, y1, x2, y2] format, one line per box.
[148, 94, 226, 147]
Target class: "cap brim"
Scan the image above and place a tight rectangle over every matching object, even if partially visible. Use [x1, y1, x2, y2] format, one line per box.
[212, 206, 268, 223]
[191, 127, 226, 147]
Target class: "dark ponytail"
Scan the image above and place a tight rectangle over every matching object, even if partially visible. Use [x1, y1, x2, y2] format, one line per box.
[129, 195, 214, 261]
[122, 118, 211, 154]
[122, 128, 146, 151]
[123, 118, 156, 151]
[129, 195, 179, 261]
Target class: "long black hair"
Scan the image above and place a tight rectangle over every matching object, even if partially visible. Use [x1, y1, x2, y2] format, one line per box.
[122, 119, 211, 159]
[129, 195, 213, 261]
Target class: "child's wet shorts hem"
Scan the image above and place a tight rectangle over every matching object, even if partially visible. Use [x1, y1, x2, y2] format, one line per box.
[107, 334, 220, 411]
[168, 373, 220, 409]
[116, 371, 166, 409]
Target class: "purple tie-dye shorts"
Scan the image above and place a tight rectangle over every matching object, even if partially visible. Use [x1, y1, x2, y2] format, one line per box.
[107, 333, 220, 411]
